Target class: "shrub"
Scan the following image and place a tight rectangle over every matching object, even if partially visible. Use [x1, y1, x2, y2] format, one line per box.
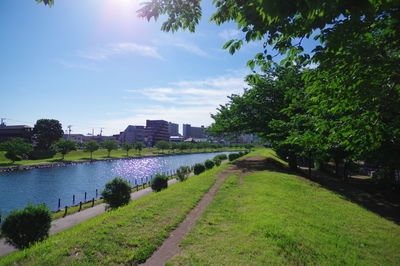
[102, 177, 131, 209]
[204, 159, 215, 169]
[228, 153, 240, 161]
[176, 166, 190, 182]
[214, 158, 221, 166]
[1, 204, 52, 249]
[193, 163, 206, 175]
[151, 174, 168, 192]
[214, 154, 227, 161]
[238, 151, 245, 157]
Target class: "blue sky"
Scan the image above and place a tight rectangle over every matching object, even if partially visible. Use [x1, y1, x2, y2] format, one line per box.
[0, 0, 292, 135]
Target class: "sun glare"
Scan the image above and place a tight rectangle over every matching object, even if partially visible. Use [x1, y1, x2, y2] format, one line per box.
[97, 0, 143, 37]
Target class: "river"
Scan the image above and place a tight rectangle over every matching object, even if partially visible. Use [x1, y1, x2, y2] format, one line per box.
[0, 151, 235, 216]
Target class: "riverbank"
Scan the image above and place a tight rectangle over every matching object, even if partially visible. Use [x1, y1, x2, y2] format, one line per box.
[0, 148, 243, 172]
[1, 149, 398, 265]
[0, 161, 230, 264]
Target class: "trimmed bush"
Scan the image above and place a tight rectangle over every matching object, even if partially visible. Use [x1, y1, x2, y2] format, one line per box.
[214, 158, 221, 166]
[102, 177, 131, 209]
[238, 151, 245, 157]
[1, 204, 52, 249]
[228, 153, 240, 161]
[204, 159, 215, 169]
[176, 166, 190, 182]
[193, 163, 206, 175]
[214, 154, 227, 161]
[151, 174, 168, 192]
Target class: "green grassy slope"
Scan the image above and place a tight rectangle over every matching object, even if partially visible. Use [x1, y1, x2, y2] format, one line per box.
[0, 164, 229, 265]
[170, 172, 400, 265]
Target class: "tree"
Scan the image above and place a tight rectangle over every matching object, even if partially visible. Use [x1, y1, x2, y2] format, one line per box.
[101, 177, 131, 209]
[1, 204, 51, 249]
[32, 119, 63, 151]
[155, 140, 170, 153]
[52, 138, 77, 160]
[83, 141, 99, 160]
[0, 138, 32, 163]
[122, 142, 133, 157]
[134, 141, 145, 155]
[102, 140, 119, 157]
[150, 174, 168, 192]
[209, 65, 306, 169]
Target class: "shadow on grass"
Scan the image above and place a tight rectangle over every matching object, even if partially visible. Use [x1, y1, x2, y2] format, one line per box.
[235, 156, 400, 225]
[303, 168, 400, 225]
[0, 162, 16, 167]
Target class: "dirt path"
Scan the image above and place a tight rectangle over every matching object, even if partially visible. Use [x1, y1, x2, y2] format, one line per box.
[142, 165, 240, 266]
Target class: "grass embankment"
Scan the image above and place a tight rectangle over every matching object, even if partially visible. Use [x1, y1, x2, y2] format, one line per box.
[170, 169, 400, 264]
[0, 164, 229, 265]
[0, 147, 241, 168]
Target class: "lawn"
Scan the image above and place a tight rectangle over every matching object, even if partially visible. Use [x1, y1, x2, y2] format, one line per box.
[169, 171, 400, 265]
[0, 164, 229, 265]
[0, 147, 243, 168]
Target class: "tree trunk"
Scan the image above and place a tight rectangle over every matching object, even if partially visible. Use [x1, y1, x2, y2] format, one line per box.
[308, 152, 312, 178]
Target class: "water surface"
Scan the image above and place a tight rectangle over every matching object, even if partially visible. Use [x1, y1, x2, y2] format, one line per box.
[0, 151, 234, 215]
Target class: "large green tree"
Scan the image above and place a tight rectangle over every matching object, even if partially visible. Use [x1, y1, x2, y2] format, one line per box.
[32, 119, 63, 151]
[0, 138, 33, 163]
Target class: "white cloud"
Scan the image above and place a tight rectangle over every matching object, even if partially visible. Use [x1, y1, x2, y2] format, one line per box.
[219, 29, 241, 40]
[98, 70, 251, 135]
[127, 73, 247, 107]
[78, 42, 163, 61]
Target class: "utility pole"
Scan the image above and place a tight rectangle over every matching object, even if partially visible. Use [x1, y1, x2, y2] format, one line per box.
[67, 125, 72, 137]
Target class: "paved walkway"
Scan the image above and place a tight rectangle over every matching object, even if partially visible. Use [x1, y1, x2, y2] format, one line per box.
[0, 179, 179, 257]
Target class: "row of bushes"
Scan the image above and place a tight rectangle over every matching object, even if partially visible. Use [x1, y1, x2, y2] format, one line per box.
[1, 153, 240, 250]
[228, 151, 248, 161]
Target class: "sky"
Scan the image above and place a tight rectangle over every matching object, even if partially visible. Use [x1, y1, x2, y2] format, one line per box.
[0, 0, 277, 136]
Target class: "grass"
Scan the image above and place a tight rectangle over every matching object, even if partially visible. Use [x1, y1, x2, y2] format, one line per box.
[52, 199, 104, 220]
[0, 147, 243, 169]
[0, 163, 230, 265]
[170, 170, 400, 265]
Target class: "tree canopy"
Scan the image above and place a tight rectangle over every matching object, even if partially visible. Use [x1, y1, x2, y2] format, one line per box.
[102, 140, 119, 157]
[0, 138, 33, 163]
[52, 139, 77, 160]
[32, 119, 63, 151]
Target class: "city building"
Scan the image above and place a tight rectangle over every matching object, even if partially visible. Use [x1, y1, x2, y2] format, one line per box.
[119, 125, 145, 144]
[182, 124, 206, 139]
[63, 134, 86, 144]
[145, 120, 170, 147]
[168, 122, 179, 136]
[183, 124, 191, 139]
[0, 122, 32, 143]
[170, 136, 184, 142]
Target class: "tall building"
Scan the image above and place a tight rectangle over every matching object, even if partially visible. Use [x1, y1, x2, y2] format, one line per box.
[145, 120, 170, 147]
[168, 122, 179, 136]
[183, 124, 191, 139]
[191, 125, 206, 138]
[119, 125, 145, 144]
[183, 124, 206, 139]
